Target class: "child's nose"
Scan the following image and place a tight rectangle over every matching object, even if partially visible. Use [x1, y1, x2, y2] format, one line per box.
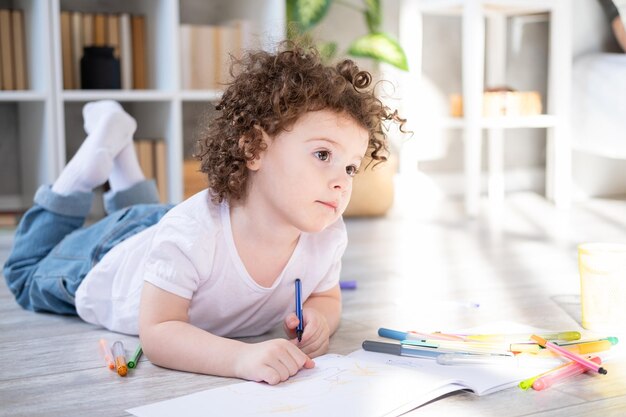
[330, 169, 351, 191]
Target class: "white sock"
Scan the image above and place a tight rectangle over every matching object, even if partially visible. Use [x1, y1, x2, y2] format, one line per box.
[82, 100, 124, 134]
[108, 143, 146, 192]
[52, 111, 137, 195]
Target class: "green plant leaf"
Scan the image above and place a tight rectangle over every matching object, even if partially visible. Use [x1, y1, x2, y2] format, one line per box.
[317, 41, 338, 62]
[347, 32, 409, 71]
[293, 0, 332, 32]
[363, 0, 381, 32]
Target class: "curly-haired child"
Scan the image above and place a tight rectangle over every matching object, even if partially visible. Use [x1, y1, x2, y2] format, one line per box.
[3, 43, 403, 385]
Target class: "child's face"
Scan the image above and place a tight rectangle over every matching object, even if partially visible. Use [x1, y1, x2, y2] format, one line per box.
[249, 110, 369, 233]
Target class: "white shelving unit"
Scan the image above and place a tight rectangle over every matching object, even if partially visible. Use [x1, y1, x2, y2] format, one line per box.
[0, 0, 56, 212]
[399, 0, 572, 216]
[0, 0, 285, 212]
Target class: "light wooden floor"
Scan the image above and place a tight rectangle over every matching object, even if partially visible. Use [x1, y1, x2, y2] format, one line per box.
[1, 187, 626, 416]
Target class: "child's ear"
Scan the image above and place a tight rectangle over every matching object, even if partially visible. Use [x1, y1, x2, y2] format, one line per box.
[243, 128, 270, 171]
[242, 126, 271, 171]
[246, 157, 260, 171]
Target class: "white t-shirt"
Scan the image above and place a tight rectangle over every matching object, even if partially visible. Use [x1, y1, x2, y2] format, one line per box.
[75, 190, 347, 336]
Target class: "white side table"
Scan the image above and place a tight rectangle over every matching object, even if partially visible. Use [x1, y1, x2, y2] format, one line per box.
[399, 0, 572, 216]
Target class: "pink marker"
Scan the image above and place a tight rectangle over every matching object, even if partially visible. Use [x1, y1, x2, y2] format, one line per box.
[531, 335, 608, 375]
[533, 356, 602, 391]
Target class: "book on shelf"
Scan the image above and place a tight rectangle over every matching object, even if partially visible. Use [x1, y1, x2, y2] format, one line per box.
[11, 9, 27, 90]
[82, 13, 93, 47]
[0, 8, 15, 90]
[131, 15, 146, 89]
[135, 139, 154, 179]
[107, 14, 120, 58]
[70, 12, 83, 89]
[60, 11, 73, 89]
[180, 20, 251, 90]
[134, 139, 168, 203]
[180, 24, 218, 90]
[119, 13, 133, 89]
[93, 13, 106, 47]
[154, 141, 168, 203]
[183, 159, 207, 200]
[215, 20, 250, 86]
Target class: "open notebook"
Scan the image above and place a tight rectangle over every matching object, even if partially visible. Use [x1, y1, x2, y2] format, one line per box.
[127, 349, 558, 417]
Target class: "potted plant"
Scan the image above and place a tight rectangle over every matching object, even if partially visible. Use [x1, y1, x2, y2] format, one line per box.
[286, 0, 408, 71]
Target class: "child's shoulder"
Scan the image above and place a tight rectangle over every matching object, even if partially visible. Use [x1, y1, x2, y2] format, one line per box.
[157, 189, 222, 234]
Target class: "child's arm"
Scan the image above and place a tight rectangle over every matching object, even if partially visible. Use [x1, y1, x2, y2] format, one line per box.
[284, 284, 342, 358]
[139, 282, 314, 385]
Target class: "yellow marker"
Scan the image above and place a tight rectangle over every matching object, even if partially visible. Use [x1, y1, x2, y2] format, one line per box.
[531, 339, 613, 357]
[112, 341, 128, 377]
[464, 331, 581, 343]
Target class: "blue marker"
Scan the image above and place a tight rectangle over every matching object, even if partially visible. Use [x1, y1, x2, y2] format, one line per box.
[378, 327, 412, 341]
[295, 278, 303, 343]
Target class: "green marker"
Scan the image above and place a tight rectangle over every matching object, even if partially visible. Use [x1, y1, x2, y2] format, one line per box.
[127, 345, 143, 369]
[518, 361, 574, 390]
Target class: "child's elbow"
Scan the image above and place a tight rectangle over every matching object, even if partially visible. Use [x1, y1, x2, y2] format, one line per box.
[138, 322, 161, 363]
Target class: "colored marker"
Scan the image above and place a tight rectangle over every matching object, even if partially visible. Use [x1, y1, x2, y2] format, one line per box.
[533, 339, 614, 357]
[339, 280, 357, 290]
[556, 337, 618, 347]
[437, 353, 563, 367]
[362, 340, 441, 359]
[531, 335, 607, 375]
[402, 340, 513, 356]
[532, 356, 602, 391]
[295, 278, 303, 343]
[462, 331, 581, 343]
[112, 341, 128, 377]
[378, 328, 467, 342]
[402, 339, 540, 354]
[127, 345, 143, 369]
[519, 362, 573, 390]
[99, 339, 115, 370]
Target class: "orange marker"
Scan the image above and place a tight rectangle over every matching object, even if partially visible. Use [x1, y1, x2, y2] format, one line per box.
[99, 339, 115, 370]
[112, 341, 128, 377]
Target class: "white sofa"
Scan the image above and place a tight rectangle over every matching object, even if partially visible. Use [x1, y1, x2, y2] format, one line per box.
[571, 0, 626, 197]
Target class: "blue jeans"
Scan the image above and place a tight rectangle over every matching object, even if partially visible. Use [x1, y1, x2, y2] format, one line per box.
[3, 180, 173, 315]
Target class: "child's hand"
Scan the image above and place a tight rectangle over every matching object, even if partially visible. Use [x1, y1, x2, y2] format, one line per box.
[234, 339, 314, 385]
[283, 308, 331, 358]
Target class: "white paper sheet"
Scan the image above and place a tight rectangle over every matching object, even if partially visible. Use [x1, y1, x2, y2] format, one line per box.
[128, 354, 468, 417]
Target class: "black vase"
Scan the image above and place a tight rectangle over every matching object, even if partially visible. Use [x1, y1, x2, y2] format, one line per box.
[81, 46, 121, 89]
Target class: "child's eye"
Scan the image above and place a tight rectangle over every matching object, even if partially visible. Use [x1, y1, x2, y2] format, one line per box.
[314, 150, 331, 161]
[346, 165, 358, 177]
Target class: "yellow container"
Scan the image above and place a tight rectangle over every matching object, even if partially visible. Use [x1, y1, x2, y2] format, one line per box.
[578, 243, 626, 333]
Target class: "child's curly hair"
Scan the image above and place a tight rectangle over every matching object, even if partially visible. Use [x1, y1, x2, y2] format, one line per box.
[195, 41, 405, 204]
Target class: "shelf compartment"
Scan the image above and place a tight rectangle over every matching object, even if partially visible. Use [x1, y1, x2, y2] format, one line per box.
[0, 101, 55, 211]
